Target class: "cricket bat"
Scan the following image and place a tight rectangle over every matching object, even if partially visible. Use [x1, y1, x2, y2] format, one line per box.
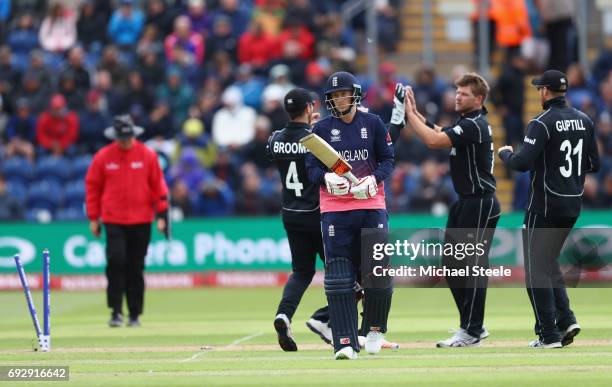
[299, 133, 360, 184]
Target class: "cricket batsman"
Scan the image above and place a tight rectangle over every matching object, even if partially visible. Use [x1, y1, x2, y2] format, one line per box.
[306, 71, 395, 360]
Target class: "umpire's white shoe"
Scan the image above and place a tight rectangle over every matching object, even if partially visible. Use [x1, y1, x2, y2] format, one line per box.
[437, 329, 480, 348]
[561, 323, 581, 347]
[274, 314, 297, 352]
[335, 346, 358, 360]
[528, 339, 562, 349]
[306, 318, 332, 345]
[365, 331, 384, 354]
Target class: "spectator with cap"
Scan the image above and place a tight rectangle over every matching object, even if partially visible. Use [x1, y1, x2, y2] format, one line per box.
[85, 115, 168, 328]
[36, 94, 79, 156]
[164, 15, 205, 66]
[5, 98, 36, 162]
[108, 0, 144, 49]
[212, 86, 256, 147]
[78, 90, 111, 154]
[39, 2, 77, 53]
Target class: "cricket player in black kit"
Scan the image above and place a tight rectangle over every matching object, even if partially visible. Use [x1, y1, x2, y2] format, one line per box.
[498, 70, 600, 348]
[267, 88, 327, 351]
[268, 86, 407, 352]
[405, 73, 500, 347]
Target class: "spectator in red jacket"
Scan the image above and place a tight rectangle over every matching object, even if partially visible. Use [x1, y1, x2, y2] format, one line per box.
[35, 94, 79, 155]
[85, 115, 169, 328]
[237, 20, 278, 74]
[277, 18, 315, 60]
[164, 15, 205, 66]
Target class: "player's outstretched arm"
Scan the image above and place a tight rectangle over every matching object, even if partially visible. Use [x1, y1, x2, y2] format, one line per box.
[498, 120, 547, 171]
[404, 87, 451, 149]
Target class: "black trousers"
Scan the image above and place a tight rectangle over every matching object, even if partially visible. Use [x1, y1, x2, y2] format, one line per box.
[276, 226, 327, 320]
[443, 196, 500, 338]
[104, 223, 151, 318]
[523, 211, 577, 343]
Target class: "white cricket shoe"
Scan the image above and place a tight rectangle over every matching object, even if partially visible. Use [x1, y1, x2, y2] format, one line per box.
[335, 346, 358, 360]
[306, 318, 332, 345]
[528, 339, 562, 349]
[365, 331, 384, 354]
[436, 328, 481, 348]
[274, 314, 297, 352]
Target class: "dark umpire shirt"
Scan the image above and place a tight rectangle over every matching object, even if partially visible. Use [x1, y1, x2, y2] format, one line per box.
[266, 121, 320, 229]
[443, 106, 496, 197]
[499, 96, 600, 218]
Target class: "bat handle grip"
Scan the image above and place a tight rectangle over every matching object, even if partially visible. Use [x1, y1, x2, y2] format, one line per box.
[343, 172, 360, 185]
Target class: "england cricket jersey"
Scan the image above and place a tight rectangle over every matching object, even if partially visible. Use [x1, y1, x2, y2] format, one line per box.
[305, 110, 395, 213]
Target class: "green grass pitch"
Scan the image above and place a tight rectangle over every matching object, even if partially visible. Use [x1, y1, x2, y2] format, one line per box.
[1, 287, 612, 386]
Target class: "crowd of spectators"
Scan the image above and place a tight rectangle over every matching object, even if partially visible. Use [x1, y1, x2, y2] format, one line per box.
[0, 0, 408, 222]
[0, 0, 609, 222]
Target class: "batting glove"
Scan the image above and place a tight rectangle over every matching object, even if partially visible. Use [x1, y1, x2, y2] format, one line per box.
[325, 173, 351, 195]
[350, 175, 378, 200]
[390, 83, 406, 126]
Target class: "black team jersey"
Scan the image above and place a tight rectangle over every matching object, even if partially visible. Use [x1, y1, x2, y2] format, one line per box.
[266, 122, 320, 229]
[442, 106, 496, 197]
[500, 97, 600, 218]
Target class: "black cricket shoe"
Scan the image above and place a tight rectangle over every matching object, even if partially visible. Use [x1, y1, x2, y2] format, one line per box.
[274, 314, 297, 351]
[108, 312, 123, 328]
[561, 323, 581, 347]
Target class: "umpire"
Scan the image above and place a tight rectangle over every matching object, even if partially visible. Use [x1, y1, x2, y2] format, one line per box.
[498, 70, 600, 348]
[85, 115, 169, 327]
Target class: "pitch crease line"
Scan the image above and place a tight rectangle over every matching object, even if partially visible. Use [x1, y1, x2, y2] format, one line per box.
[180, 332, 263, 362]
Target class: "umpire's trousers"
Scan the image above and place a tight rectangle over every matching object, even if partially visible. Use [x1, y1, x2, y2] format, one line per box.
[104, 223, 151, 318]
[523, 211, 577, 343]
[443, 195, 500, 338]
